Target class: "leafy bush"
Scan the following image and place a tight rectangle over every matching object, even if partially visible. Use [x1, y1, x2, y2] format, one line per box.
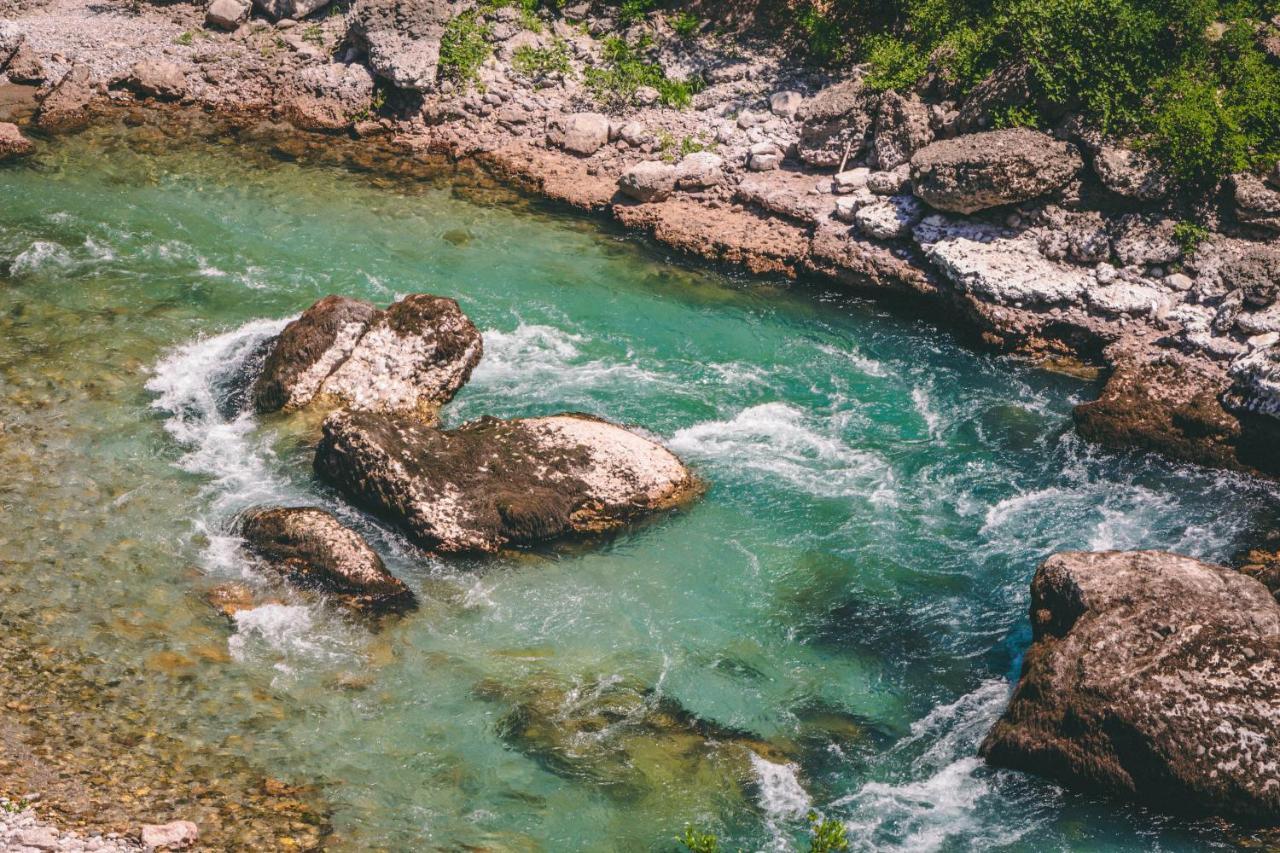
[439, 10, 493, 85]
[791, 0, 1280, 183]
[669, 10, 702, 37]
[584, 35, 705, 110]
[619, 0, 657, 24]
[1173, 220, 1211, 255]
[513, 39, 573, 78]
[807, 811, 849, 853]
[677, 825, 719, 853]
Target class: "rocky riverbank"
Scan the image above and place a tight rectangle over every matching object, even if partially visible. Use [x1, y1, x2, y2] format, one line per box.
[3, 0, 1280, 478]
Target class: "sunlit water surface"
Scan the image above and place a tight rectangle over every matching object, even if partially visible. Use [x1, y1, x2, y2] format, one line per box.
[2, 121, 1277, 851]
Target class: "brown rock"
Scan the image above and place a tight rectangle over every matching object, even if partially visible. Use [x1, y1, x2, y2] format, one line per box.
[35, 64, 94, 132]
[910, 128, 1082, 214]
[982, 550, 1280, 822]
[314, 410, 698, 553]
[796, 79, 877, 168]
[140, 819, 199, 850]
[0, 121, 33, 160]
[238, 506, 414, 611]
[872, 90, 933, 171]
[284, 63, 375, 133]
[253, 295, 379, 413]
[120, 60, 188, 101]
[1234, 173, 1280, 233]
[4, 43, 45, 85]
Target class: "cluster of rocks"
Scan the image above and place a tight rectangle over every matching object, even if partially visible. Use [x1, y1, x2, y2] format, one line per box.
[0, 799, 197, 852]
[230, 293, 696, 613]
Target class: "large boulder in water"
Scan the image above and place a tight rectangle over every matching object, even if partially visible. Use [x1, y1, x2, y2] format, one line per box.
[251, 293, 482, 421]
[910, 128, 1082, 214]
[237, 506, 414, 612]
[314, 410, 699, 553]
[981, 550, 1280, 822]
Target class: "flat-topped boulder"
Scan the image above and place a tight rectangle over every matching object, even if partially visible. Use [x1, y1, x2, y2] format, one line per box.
[35, 64, 94, 132]
[237, 506, 414, 612]
[251, 293, 482, 421]
[350, 0, 451, 92]
[982, 550, 1280, 822]
[910, 128, 1082, 214]
[314, 410, 698, 553]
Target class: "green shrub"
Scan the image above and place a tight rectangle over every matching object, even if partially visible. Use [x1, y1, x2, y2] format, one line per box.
[863, 34, 929, 92]
[1173, 220, 1211, 255]
[619, 0, 657, 24]
[513, 39, 573, 78]
[798, 4, 848, 65]
[174, 30, 195, 46]
[301, 24, 325, 46]
[439, 11, 493, 85]
[677, 825, 719, 853]
[807, 811, 849, 853]
[584, 35, 704, 110]
[669, 10, 702, 37]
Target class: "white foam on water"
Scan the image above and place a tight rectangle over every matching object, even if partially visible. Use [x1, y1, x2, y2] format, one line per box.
[911, 386, 942, 439]
[751, 753, 812, 852]
[227, 603, 357, 677]
[668, 403, 895, 501]
[83, 235, 116, 262]
[815, 342, 890, 378]
[833, 681, 1048, 852]
[466, 323, 664, 400]
[10, 240, 73, 275]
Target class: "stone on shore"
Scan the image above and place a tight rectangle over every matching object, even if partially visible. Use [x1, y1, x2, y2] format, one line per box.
[351, 0, 450, 91]
[1234, 172, 1280, 232]
[206, 0, 251, 30]
[254, 0, 330, 22]
[618, 160, 677, 202]
[140, 820, 199, 850]
[1092, 144, 1170, 201]
[910, 128, 1082, 214]
[3, 41, 45, 85]
[252, 293, 482, 421]
[871, 90, 932, 171]
[119, 60, 188, 101]
[547, 112, 610, 156]
[981, 550, 1280, 822]
[238, 506, 414, 611]
[796, 79, 876, 168]
[35, 64, 94, 131]
[854, 195, 924, 240]
[314, 410, 698, 553]
[0, 122, 33, 161]
[285, 63, 375, 132]
[674, 151, 723, 190]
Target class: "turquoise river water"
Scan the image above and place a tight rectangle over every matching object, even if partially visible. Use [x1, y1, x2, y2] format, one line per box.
[2, 119, 1279, 851]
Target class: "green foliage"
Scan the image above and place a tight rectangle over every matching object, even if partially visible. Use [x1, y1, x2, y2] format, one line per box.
[1173, 220, 1211, 256]
[301, 24, 325, 46]
[584, 35, 705, 110]
[863, 34, 929, 92]
[174, 30, 195, 46]
[677, 825, 720, 853]
[791, 0, 1280, 182]
[807, 811, 849, 853]
[439, 10, 493, 85]
[513, 39, 573, 78]
[669, 10, 702, 37]
[619, 0, 657, 24]
[1, 799, 24, 815]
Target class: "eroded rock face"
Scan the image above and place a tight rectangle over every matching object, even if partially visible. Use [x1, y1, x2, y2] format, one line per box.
[982, 550, 1280, 822]
[1093, 145, 1170, 201]
[314, 410, 698, 553]
[254, 0, 331, 22]
[796, 79, 876, 168]
[285, 63, 375, 132]
[238, 506, 414, 611]
[910, 128, 1082, 214]
[35, 64, 94, 131]
[252, 293, 482, 421]
[1234, 173, 1280, 232]
[351, 0, 452, 92]
[872, 90, 932, 171]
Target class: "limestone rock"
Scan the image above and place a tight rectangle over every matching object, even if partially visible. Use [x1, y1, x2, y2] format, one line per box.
[252, 293, 481, 420]
[1230, 346, 1280, 416]
[254, 0, 330, 22]
[0, 21, 20, 68]
[796, 79, 875, 168]
[910, 128, 1082, 214]
[872, 90, 932, 171]
[736, 171, 838, 225]
[768, 89, 803, 119]
[35, 64, 94, 132]
[1234, 173, 1280, 232]
[238, 506, 414, 611]
[351, 0, 451, 91]
[1093, 144, 1170, 201]
[3, 42, 44, 85]
[914, 215, 1091, 306]
[854, 194, 924, 241]
[119, 60, 188, 101]
[955, 61, 1032, 134]
[206, 0, 251, 30]
[618, 160, 677, 203]
[314, 410, 698, 553]
[982, 550, 1280, 822]
[547, 112, 609, 156]
[140, 820, 199, 850]
[285, 63, 375, 132]
[674, 151, 723, 190]
[1086, 281, 1163, 317]
[866, 164, 910, 195]
[832, 167, 870, 194]
[1111, 215, 1180, 267]
[0, 121, 33, 161]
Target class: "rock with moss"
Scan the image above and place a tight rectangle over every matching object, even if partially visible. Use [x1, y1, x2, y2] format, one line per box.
[351, 0, 452, 92]
[314, 410, 698, 553]
[982, 550, 1280, 822]
[252, 293, 482, 421]
[910, 128, 1082, 214]
[238, 506, 414, 611]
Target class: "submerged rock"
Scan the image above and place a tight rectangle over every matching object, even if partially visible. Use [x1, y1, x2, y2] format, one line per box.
[314, 410, 698, 553]
[252, 293, 481, 421]
[910, 128, 1082, 214]
[237, 506, 414, 611]
[0, 121, 33, 160]
[982, 550, 1280, 822]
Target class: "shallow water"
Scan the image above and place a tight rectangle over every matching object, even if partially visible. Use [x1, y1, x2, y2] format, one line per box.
[2, 118, 1277, 851]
